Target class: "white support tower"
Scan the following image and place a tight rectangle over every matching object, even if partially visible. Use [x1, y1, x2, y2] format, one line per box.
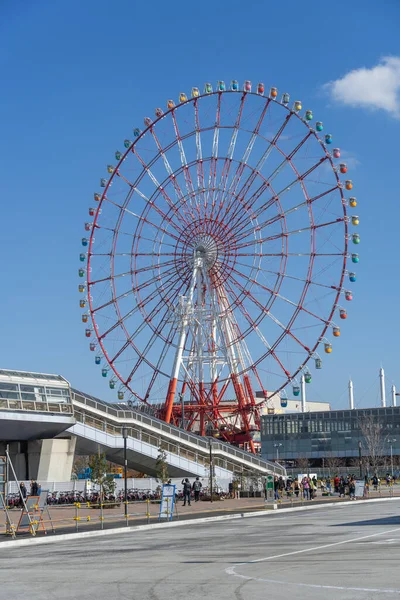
[349, 379, 354, 410]
[379, 367, 386, 408]
[301, 375, 307, 412]
[164, 246, 259, 447]
[392, 384, 397, 407]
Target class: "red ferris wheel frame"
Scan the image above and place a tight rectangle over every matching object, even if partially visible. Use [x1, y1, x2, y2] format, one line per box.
[80, 82, 358, 451]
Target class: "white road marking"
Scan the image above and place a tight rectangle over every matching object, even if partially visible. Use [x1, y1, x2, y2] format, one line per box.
[225, 526, 400, 594]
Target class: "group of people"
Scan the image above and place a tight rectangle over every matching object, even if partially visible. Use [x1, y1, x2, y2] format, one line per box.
[332, 475, 357, 498]
[181, 477, 202, 506]
[19, 480, 41, 503]
[272, 475, 319, 500]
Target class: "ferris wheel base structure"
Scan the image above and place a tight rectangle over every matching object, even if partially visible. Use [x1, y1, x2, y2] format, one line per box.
[81, 79, 359, 454]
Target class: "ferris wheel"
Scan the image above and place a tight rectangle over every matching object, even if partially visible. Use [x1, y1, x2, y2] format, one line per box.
[79, 80, 360, 451]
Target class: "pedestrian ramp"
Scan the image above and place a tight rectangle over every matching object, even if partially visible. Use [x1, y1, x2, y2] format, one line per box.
[69, 389, 286, 479]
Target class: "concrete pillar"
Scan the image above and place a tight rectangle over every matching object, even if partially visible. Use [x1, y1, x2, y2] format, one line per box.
[379, 368, 386, 407]
[349, 380, 354, 410]
[37, 437, 76, 482]
[301, 375, 306, 412]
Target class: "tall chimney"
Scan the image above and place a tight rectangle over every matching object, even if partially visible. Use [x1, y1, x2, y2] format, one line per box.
[301, 375, 306, 412]
[349, 379, 354, 410]
[379, 367, 386, 407]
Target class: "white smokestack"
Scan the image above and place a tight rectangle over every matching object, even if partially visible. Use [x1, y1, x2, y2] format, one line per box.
[301, 375, 306, 412]
[380, 367, 386, 407]
[349, 379, 354, 410]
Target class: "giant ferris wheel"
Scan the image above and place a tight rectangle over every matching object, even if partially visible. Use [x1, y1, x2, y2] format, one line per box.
[79, 80, 360, 451]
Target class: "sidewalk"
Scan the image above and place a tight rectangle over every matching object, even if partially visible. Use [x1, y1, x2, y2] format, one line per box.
[1, 487, 399, 541]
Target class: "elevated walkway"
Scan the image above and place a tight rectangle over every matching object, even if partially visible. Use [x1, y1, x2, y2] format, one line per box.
[0, 368, 285, 480]
[69, 389, 285, 479]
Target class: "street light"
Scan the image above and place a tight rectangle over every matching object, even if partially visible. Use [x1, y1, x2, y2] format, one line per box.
[274, 443, 283, 462]
[388, 438, 397, 478]
[122, 426, 128, 520]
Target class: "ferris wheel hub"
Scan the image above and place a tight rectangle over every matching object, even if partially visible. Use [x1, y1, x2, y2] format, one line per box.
[194, 236, 218, 270]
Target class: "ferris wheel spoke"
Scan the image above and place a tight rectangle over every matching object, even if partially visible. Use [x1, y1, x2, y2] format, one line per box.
[91, 288, 135, 314]
[149, 127, 197, 221]
[193, 99, 206, 208]
[109, 277, 185, 364]
[232, 185, 340, 244]
[101, 195, 185, 244]
[133, 148, 194, 228]
[205, 93, 222, 207]
[101, 270, 182, 343]
[223, 280, 291, 379]
[171, 110, 196, 198]
[220, 110, 291, 227]
[89, 270, 134, 286]
[142, 320, 180, 401]
[224, 98, 273, 201]
[132, 258, 180, 276]
[228, 150, 329, 235]
[227, 270, 310, 355]
[211, 93, 246, 218]
[234, 218, 344, 251]
[125, 307, 181, 386]
[134, 263, 186, 294]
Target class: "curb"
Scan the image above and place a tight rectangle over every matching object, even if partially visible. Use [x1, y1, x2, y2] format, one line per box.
[1, 496, 399, 549]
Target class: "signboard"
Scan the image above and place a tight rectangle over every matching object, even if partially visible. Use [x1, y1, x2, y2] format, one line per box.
[17, 491, 49, 533]
[265, 475, 274, 502]
[159, 484, 176, 521]
[354, 480, 365, 498]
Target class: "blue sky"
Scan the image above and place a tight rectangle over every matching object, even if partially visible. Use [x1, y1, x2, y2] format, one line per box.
[1, 0, 399, 409]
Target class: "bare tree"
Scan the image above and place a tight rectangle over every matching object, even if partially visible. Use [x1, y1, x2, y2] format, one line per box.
[358, 415, 386, 474]
[325, 453, 344, 475]
[296, 457, 309, 474]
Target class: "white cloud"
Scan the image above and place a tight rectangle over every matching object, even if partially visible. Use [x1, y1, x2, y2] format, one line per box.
[323, 57, 400, 119]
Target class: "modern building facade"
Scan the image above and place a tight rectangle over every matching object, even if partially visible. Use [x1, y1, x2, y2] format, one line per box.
[261, 406, 400, 463]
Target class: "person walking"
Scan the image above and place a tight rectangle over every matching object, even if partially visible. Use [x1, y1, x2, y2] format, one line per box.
[181, 478, 192, 506]
[30, 480, 39, 496]
[19, 482, 27, 507]
[229, 481, 234, 499]
[273, 476, 280, 500]
[302, 476, 310, 500]
[192, 477, 202, 502]
[294, 479, 300, 498]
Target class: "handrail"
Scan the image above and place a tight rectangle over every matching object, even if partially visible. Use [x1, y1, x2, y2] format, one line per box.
[71, 389, 285, 476]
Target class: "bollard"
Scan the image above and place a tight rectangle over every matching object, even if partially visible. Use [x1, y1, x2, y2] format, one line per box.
[146, 498, 150, 524]
[125, 501, 129, 527]
[166, 497, 170, 521]
[74, 502, 80, 532]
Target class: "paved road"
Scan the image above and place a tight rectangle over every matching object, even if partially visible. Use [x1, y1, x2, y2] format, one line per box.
[1, 500, 400, 599]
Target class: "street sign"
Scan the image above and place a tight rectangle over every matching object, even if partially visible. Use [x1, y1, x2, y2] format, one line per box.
[265, 475, 274, 502]
[159, 484, 176, 521]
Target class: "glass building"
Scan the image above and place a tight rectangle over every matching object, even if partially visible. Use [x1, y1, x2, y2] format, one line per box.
[0, 369, 72, 413]
[261, 406, 400, 462]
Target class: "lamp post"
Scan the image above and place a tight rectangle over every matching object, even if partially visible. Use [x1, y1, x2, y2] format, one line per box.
[388, 438, 396, 478]
[358, 440, 362, 479]
[209, 438, 213, 503]
[274, 443, 283, 462]
[122, 426, 128, 519]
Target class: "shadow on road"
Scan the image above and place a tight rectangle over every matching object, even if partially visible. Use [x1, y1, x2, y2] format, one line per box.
[332, 515, 400, 527]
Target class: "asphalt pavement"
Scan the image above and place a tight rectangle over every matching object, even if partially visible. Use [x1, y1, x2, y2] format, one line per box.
[1, 499, 399, 599]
